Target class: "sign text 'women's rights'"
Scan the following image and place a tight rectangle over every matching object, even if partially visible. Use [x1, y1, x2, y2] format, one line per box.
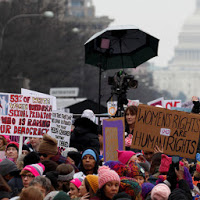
[0, 93, 53, 137]
[132, 104, 200, 159]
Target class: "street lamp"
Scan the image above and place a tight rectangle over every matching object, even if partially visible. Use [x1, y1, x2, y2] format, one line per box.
[0, 11, 54, 52]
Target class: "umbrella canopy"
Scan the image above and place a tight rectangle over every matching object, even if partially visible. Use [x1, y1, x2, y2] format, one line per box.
[85, 25, 159, 70]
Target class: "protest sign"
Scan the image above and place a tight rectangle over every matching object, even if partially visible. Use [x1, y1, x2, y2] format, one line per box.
[21, 88, 57, 110]
[147, 97, 164, 107]
[164, 100, 181, 109]
[127, 99, 140, 107]
[132, 104, 200, 159]
[51, 111, 72, 148]
[0, 93, 53, 137]
[103, 117, 125, 162]
[107, 101, 117, 116]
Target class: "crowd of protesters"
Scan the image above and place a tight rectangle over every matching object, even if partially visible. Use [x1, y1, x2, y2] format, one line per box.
[0, 96, 200, 200]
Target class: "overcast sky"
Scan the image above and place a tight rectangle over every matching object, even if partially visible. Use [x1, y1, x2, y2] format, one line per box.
[92, 0, 196, 66]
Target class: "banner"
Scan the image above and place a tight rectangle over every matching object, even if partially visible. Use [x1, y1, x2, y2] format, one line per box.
[147, 97, 164, 107]
[103, 117, 125, 162]
[0, 93, 53, 137]
[132, 104, 200, 159]
[21, 88, 57, 110]
[51, 111, 72, 148]
[164, 100, 181, 109]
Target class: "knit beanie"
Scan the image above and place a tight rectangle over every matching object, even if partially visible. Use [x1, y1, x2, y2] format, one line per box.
[53, 191, 70, 200]
[120, 177, 141, 199]
[151, 183, 171, 200]
[104, 161, 132, 177]
[61, 147, 78, 158]
[86, 175, 99, 193]
[82, 149, 97, 161]
[159, 154, 172, 173]
[113, 192, 132, 200]
[98, 166, 120, 189]
[22, 163, 45, 177]
[0, 158, 19, 176]
[117, 150, 136, 164]
[38, 134, 58, 155]
[6, 141, 19, 151]
[141, 182, 154, 200]
[81, 109, 96, 123]
[128, 160, 145, 178]
[70, 178, 82, 189]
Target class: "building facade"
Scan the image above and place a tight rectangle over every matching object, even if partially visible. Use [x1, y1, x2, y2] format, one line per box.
[153, 0, 200, 100]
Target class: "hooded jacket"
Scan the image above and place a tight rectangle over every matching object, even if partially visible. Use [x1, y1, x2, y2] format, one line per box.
[70, 117, 100, 154]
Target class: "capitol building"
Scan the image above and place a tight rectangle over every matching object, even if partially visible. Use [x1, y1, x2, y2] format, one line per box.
[153, 0, 200, 100]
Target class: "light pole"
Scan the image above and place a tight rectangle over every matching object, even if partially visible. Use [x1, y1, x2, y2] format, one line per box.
[0, 11, 54, 52]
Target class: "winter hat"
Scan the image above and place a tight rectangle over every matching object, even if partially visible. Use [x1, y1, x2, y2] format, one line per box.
[86, 175, 99, 193]
[128, 160, 145, 178]
[120, 177, 141, 199]
[44, 191, 59, 200]
[22, 144, 30, 152]
[38, 134, 58, 155]
[104, 161, 132, 177]
[6, 141, 19, 151]
[53, 191, 70, 200]
[81, 109, 96, 123]
[156, 175, 167, 185]
[22, 163, 45, 177]
[82, 149, 97, 161]
[0, 158, 19, 176]
[23, 151, 40, 167]
[70, 178, 82, 189]
[98, 166, 120, 189]
[61, 147, 78, 158]
[113, 192, 132, 200]
[1, 135, 10, 143]
[117, 150, 136, 164]
[159, 154, 172, 173]
[141, 182, 154, 200]
[151, 183, 171, 200]
[68, 151, 82, 167]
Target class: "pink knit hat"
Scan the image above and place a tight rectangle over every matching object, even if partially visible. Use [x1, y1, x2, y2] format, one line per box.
[98, 166, 120, 189]
[22, 163, 45, 177]
[70, 178, 82, 189]
[151, 183, 171, 200]
[159, 154, 172, 173]
[117, 150, 136, 164]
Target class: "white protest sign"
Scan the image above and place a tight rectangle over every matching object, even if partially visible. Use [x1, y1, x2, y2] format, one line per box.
[51, 111, 72, 148]
[21, 88, 57, 110]
[127, 99, 139, 106]
[107, 101, 117, 116]
[164, 100, 182, 109]
[0, 93, 53, 137]
[147, 97, 164, 107]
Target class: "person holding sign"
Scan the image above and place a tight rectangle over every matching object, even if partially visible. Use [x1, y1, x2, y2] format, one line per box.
[124, 106, 138, 151]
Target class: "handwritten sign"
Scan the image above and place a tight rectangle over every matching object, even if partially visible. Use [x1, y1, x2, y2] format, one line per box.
[50, 111, 72, 148]
[103, 117, 125, 162]
[0, 93, 53, 137]
[131, 104, 200, 159]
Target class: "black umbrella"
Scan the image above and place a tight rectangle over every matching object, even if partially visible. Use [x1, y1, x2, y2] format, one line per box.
[84, 25, 159, 114]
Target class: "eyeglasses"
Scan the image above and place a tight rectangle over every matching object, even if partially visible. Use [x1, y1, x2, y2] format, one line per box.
[21, 174, 35, 179]
[38, 153, 47, 157]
